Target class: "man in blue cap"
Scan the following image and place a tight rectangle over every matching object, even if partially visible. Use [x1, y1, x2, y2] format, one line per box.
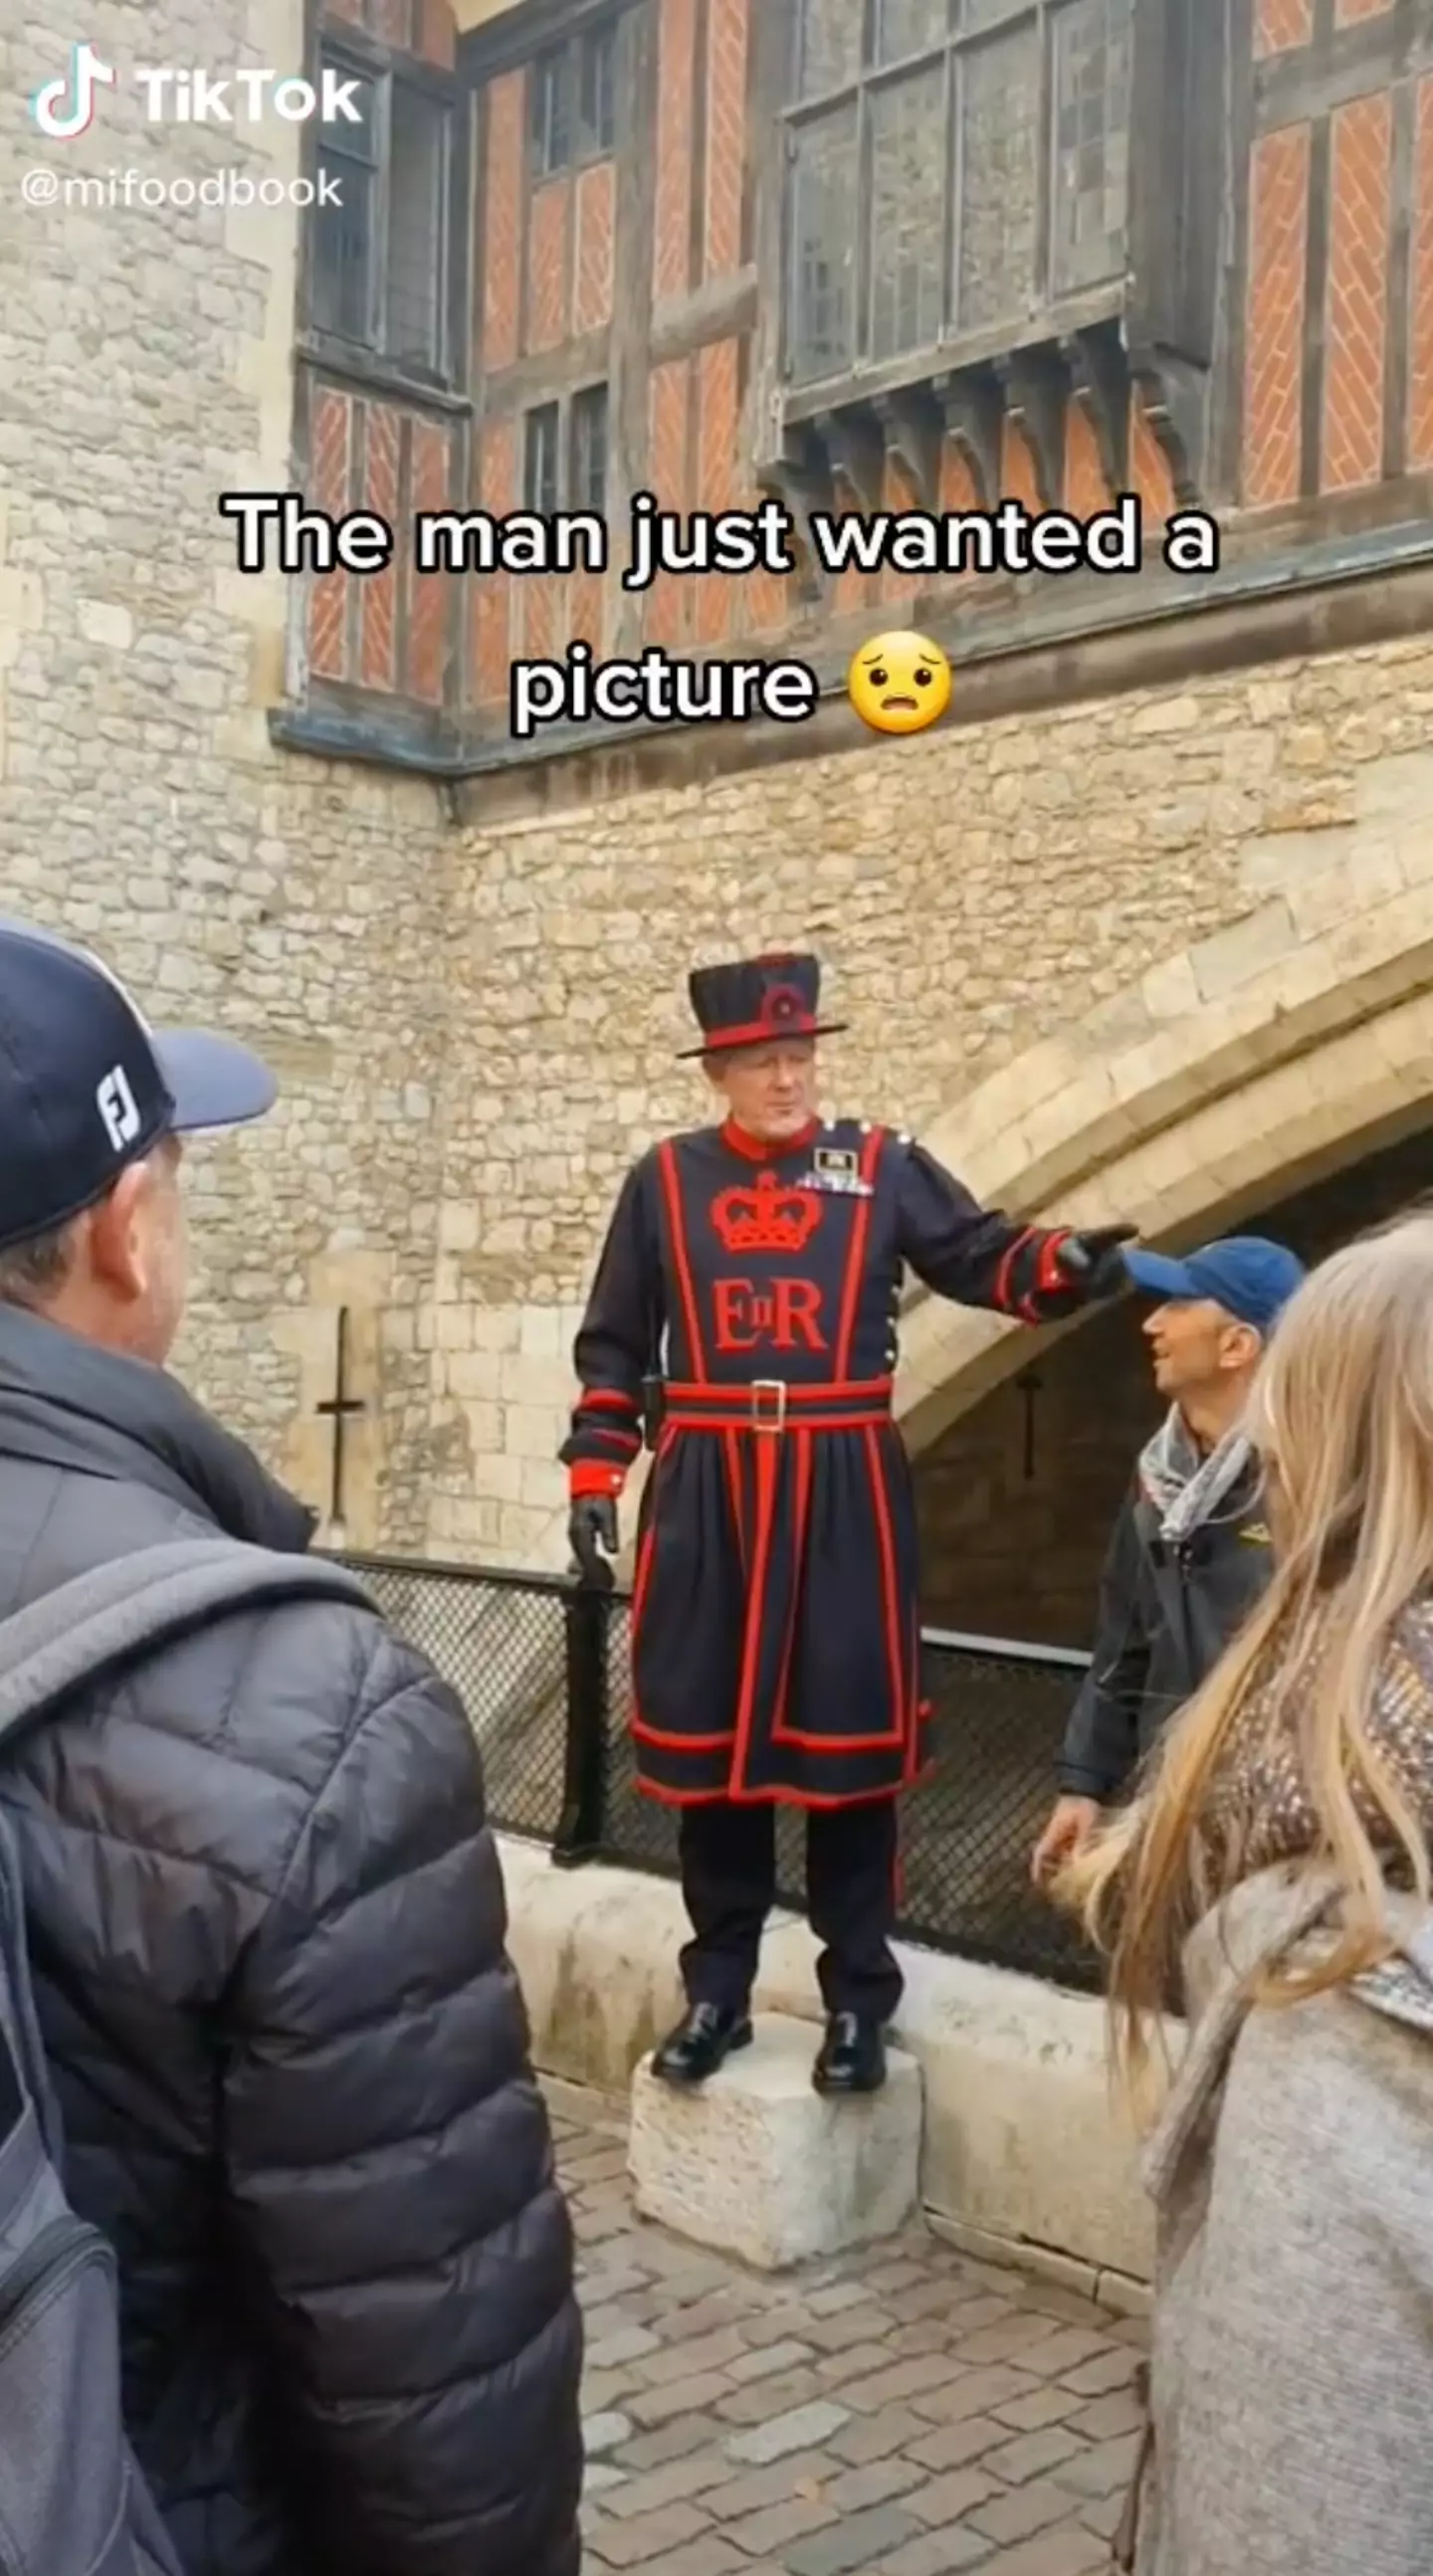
[1032, 1233, 1306, 1883]
[0, 919, 582, 2576]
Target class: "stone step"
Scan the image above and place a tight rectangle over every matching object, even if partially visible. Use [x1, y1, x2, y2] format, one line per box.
[627, 2012, 923, 2271]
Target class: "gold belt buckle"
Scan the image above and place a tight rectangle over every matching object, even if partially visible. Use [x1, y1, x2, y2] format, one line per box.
[749, 1379, 787, 1434]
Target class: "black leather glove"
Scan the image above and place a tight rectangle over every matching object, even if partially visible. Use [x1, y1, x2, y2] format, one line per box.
[569, 1494, 619, 1589]
[1052, 1225, 1139, 1301]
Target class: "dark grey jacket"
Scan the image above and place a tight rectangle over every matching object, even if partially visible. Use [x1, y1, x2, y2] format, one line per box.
[0, 1305, 582, 2576]
[1058, 1459, 1274, 1803]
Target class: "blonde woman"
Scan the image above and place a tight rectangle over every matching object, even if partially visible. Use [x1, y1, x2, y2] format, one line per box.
[1058, 1215, 1433, 2576]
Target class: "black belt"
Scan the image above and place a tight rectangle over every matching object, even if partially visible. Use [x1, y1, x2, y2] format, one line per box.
[661, 1377, 895, 1435]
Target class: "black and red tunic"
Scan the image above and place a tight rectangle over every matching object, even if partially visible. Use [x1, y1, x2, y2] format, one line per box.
[562, 1114, 1081, 1808]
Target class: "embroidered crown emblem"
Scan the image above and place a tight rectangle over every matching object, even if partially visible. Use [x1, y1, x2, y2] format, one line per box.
[711, 1169, 822, 1255]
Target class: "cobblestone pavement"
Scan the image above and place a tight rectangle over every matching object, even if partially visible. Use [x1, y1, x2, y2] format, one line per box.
[549, 2081, 1147, 2576]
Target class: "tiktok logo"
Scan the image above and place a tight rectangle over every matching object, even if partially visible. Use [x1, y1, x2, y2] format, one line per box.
[31, 41, 116, 139]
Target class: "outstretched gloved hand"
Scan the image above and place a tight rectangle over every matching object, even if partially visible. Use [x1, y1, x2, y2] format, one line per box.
[1052, 1225, 1139, 1301]
[569, 1495, 619, 1590]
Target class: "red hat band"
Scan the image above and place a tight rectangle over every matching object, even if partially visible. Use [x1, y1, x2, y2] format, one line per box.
[679, 951, 848, 1057]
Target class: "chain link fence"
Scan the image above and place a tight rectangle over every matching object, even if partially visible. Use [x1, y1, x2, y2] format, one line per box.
[337, 1554, 1101, 1994]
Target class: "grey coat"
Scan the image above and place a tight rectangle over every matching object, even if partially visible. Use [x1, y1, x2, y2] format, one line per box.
[1127, 1865, 1433, 2576]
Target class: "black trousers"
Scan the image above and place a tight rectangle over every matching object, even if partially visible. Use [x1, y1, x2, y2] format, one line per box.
[677, 1798, 904, 2024]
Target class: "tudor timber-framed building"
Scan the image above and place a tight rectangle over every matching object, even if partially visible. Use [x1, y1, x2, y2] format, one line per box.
[281, 0, 1433, 798]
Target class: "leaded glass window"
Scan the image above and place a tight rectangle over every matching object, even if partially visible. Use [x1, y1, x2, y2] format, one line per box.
[782, 0, 1134, 388]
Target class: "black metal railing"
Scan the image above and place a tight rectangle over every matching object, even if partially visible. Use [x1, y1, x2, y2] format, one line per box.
[336, 1553, 1101, 1994]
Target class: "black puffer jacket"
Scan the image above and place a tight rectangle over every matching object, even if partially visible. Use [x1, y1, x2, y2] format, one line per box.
[0, 1305, 583, 2576]
[1057, 1455, 1273, 1804]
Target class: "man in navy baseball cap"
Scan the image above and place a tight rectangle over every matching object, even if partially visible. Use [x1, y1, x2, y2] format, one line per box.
[0, 919, 588, 2573]
[1034, 1229, 1305, 1888]
[0, 915, 276, 1254]
[0, 916, 276, 1360]
[1120, 1235, 1307, 1335]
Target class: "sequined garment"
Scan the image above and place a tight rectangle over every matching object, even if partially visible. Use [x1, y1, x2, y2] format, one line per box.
[1200, 1594, 1433, 1882]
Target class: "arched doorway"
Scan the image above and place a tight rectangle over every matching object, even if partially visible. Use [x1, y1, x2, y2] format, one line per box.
[891, 812, 1433, 1453]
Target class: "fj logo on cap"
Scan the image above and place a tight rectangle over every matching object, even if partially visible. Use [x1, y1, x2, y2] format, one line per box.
[97, 1065, 140, 1154]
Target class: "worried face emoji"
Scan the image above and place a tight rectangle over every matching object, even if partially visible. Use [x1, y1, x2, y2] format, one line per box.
[847, 632, 952, 736]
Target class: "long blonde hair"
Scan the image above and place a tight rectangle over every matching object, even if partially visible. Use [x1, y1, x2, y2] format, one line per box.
[1059, 1210, 1433, 2110]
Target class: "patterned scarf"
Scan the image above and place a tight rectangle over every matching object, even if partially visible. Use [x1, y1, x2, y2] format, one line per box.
[1201, 1593, 1433, 1886]
[1137, 1403, 1256, 1545]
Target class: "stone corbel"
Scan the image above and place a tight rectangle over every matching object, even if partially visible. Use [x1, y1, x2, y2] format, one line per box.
[755, 419, 834, 602]
[874, 388, 944, 511]
[1127, 343, 1206, 510]
[932, 364, 1003, 509]
[815, 403, 887, 517]
[1061, 323, 1131, 497]
[995, 346, 1069, 512]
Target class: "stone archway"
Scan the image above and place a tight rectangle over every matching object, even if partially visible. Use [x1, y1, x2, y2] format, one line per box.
[916, 1119, 1433, 1644]
[895, 797, 1433, 1455]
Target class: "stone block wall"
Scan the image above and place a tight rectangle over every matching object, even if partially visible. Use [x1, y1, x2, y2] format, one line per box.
[0, 0, 452, 1552]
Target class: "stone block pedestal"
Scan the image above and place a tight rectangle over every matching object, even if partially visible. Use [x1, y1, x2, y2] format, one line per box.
[627, 2013, 923, 2270]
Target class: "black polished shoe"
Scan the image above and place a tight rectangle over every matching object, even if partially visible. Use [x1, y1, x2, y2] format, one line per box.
[651, 2004, 753, 2087]
[813, 2012, 887, 2095]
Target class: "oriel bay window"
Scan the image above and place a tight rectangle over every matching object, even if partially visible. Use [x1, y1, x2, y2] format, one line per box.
[784, 0, 1135, 390]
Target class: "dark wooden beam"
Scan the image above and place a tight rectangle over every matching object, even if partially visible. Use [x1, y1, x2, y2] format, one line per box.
[1126, 0, 1180, 354]
[746, 0, 798, 496]
[1253, 9, 1415, 133]
[1165, 0, 1225, 370]
[933, 364, 1003, 509]
[754, 418, 831, 516]
[298, 0, 322, 343]
[609, 0, 657, 659]
[516, 47, 535, 371]
[1062, 325, 1131, 497]
[1301, 113, 1332, 504]
[816, 403, 886, 514]
[737, 0, 764, 275]
[780, 283, 1125, 429]
[1129, 344, 1207, 509]
[447, 55, 476, 423]
[875, 388, 943, 511]
[473, 324, 613, 413]
[687, 0, 709, 301]
[459, 0, 636, 82]
[996, 346, 1069, 510]
[649, 271, 759, 364]
[295, 332, 473, 416]
[755, 419, 831, 601]
[324, 10, 458, 91]
[1214, 0, 1257, 505]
